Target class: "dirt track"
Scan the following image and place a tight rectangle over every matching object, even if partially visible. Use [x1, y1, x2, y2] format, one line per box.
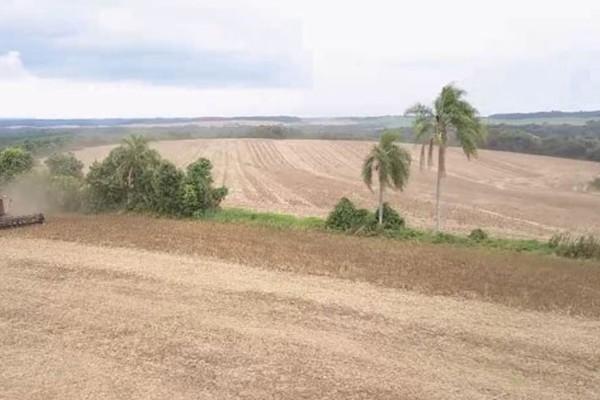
[1, 236, 599, 399]
[74, 139, 600, 238]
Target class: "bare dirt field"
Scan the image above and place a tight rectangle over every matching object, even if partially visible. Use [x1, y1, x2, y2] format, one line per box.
[74, 139, 600, 238]
[1, 229, 599, 399]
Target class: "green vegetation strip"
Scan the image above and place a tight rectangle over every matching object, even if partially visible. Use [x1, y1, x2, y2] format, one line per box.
[202, 208, 324, 230]
[199, 208, 588, 259]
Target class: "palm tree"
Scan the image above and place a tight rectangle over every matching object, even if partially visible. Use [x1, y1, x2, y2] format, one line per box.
[405, 84, 486, 230]
[362, 131, 412, 225]
[118, 134, 160, 204]
[405, 103, 435, 171]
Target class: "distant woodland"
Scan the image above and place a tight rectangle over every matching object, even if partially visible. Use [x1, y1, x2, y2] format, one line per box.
[2, 114, 600, 162]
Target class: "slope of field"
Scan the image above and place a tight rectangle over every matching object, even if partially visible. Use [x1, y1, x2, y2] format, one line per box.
[74, 139, 600, 238]
[1, 235, 599, 399]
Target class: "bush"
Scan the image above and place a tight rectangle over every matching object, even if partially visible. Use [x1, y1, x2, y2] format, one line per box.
[469, 228, 489, 242]
[591, 177, 600, 191]
[549, 233, 600, 260]
[373, 203, 405, 231]
[326, 199, 405, 234]
[325, 198, 372, 233]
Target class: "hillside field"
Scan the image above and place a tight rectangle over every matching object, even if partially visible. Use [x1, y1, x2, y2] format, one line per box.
[74, 138, 600, 238]
[1, 215, 599, 399]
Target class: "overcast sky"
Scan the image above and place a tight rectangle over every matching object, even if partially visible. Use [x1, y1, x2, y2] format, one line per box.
[1, 0, 599, 118]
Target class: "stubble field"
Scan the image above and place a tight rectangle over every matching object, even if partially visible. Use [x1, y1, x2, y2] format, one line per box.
[74, 138, 600, 238]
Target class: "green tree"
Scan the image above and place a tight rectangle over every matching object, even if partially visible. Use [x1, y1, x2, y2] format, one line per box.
[119, 134, 160, 186]
[181, 158, 228, 216]
[151, 160, 184, 215]
[362, 131, 411, 226]
[44, 152, 84, 178]
[0, 146, 34, 186]
[86, 154, 128, 211]
[406, 84, 486, 230]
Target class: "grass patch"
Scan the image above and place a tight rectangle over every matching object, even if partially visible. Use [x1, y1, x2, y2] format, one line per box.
[201, 208, 325, 230]
[385, 228, 556, 255]
[201, 208, 589, 260]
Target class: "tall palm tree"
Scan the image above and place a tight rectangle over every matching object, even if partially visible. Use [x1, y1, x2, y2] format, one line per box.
[405, 103, 435, 171]
[405, 84, 486, 230]
[362, 131, 412, 225]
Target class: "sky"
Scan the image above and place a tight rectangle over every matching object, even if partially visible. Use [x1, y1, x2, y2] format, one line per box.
[0, 0, 599, 118]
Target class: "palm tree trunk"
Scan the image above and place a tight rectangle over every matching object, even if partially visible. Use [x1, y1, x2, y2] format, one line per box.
[378, 183, 384, 226]
[438, 144, 447, 177]
[419, 144, 426, 171]
[127, 167, 134, 207]
[427, 139, 434, 169]
[128, 167, 134, 188]
[435, 144, 446, 230]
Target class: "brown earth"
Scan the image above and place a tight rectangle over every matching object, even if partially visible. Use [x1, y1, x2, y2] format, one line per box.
[73, 139, 600, 238]
[1, 227, 599, 399]
[3, 214, 599, 317]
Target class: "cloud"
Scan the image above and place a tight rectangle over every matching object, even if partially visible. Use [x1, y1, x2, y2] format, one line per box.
[1, 0, 600, 117]
[0, 0, 310, 88]
[0, 51, 32, 80]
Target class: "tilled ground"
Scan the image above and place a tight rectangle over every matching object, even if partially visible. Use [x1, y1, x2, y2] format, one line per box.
[1, 236, 599, 399]
[73, 138, 600, 237]
[3, 215, 599, 317]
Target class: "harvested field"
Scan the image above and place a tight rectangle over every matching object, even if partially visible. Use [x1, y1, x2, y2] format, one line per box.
[1, 232, 599, 399]
[74, 138, 600, 238]
[3, 215, 600, 317]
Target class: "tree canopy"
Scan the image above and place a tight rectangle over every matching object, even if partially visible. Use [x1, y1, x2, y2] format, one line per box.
[362, 131, 411, 225]
[45, 152, 84, 178]
[0, 146, 34, 187]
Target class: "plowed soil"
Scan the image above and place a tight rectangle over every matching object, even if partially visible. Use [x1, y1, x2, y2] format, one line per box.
[74, 139, 600, 238]
[1, 232, 599, 399]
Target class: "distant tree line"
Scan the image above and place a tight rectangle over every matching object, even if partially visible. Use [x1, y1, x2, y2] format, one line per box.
[4, 117, 600, 163]
[488, 110, 600, 120]
[482, 124, 600, 161]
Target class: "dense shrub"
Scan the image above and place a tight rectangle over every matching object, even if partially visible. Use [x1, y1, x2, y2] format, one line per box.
[84, 136, 227, 216]
[325, 197, 372, 233]
[181, 158, 228, 216]
[326, 198, 405, 234]
[150, 160, 184, 215]
[373, 203, 405, 231]
[469, 228, 489, 242]
[549, 233, 600, 260]
[86, 157, 128, 212]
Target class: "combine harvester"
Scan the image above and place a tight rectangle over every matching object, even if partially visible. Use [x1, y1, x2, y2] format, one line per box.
[0, 195, 44, 229]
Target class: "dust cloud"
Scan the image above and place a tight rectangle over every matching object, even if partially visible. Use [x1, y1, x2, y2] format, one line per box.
[2, 173, 57, 216]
